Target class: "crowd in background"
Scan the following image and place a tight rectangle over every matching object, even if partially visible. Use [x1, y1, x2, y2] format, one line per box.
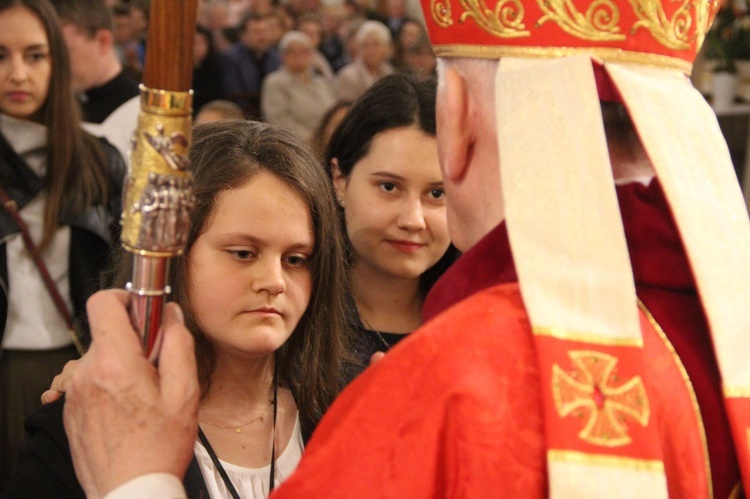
[109, 0, 436, 150]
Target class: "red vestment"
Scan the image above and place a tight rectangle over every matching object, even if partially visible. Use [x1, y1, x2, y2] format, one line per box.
[273, 180, 740, 498]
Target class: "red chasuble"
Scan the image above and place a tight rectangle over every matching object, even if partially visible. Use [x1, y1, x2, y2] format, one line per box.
[272, 179, 739, 498]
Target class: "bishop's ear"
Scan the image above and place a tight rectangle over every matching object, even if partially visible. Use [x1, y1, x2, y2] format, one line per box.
[437, 66, 472, 182]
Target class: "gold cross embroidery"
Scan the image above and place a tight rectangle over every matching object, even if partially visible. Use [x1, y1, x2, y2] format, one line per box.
[552, 350, 650, 447]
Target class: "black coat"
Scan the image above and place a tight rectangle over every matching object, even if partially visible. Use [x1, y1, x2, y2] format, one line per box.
[0, 134, 126, 355]
[1, 398, 211, 499]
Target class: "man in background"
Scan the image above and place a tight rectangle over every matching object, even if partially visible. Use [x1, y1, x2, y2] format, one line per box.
[221, 12, 281, 119]
[52, 0, 140, 165]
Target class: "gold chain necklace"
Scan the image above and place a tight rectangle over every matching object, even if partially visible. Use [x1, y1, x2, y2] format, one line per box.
[199, 400, 274, 434]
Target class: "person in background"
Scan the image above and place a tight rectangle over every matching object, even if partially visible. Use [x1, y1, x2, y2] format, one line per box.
[51, 0, 140, 166]
[297, 13, 334, 81]
[335, 20, 394, 102]
[325, 74, 457, 366]
[225, 0, 250, 25]
[318, 4, 347, 72]
[396, 30, 435, 81]
[111, 2, 143, 81]
[5, 119, 351, 498]
[198, 0, 234, 53]
[193, 25, 226, 116]
[0, 0, 125, 490]
[265, 8, 288, 48]
[194, 99, 244, 124]
[123, 0, 147, 79]
[261, 31, 336, 146]
[310, 100, 350, 157]
[381, 0, 410, 40]
[221, 12, 281, 119]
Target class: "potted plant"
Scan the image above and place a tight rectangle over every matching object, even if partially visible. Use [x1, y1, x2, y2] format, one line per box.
[704, 3, 750, 106]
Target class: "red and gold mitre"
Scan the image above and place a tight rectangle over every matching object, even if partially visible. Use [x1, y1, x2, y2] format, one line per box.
[421, 0, 722, 72]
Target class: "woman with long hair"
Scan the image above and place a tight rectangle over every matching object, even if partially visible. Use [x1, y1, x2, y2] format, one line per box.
[0, 0, 125, 488]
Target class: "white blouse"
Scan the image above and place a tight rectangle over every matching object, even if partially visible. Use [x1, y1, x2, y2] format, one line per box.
[194, 414, 304, 498]
[0, 114, 73, 350]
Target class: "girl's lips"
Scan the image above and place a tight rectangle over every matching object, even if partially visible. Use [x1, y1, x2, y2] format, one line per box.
[386, 240, 426, 253]
[246, 307, 282, 316]
[6, 91, 30, 101]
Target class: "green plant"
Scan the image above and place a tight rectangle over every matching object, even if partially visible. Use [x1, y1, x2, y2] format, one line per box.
[705, 4, 750, 73]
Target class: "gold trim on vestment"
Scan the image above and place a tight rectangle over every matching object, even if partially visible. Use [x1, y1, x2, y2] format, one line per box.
[548, 449, 665, 471]
[723, 386, 750, 398]
[638, 300, 713, 499]
[432, 44, 693, 74]
[534, 326, 643, 347]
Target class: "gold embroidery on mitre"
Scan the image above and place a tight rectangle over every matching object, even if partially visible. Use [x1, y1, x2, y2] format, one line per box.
[536, 0, 625, 41]
[628, 0, 691, 50]
[459, 0, 531, 37]
[431, 0, 454, 27]
[552, 350, 650, 447]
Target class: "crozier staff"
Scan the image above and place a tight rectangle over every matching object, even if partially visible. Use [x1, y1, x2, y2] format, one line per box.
[120, 0, 197, 358]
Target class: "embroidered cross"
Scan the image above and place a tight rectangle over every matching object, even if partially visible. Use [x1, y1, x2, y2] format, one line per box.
[552, 350, 649, 447]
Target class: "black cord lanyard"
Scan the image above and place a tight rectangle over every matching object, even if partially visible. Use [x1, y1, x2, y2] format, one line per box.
[197, 379, 279, 498]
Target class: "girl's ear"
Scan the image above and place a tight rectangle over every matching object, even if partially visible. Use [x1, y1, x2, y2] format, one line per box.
[330, 158, 347, 203]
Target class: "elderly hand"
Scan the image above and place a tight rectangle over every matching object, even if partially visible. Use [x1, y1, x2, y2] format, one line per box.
[40, 358, 81, 404]
[63, 289, 199, 498]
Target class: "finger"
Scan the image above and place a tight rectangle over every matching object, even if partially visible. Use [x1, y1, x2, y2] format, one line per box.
[158, 303, 199, 408]
[370, 351, 386, 365]
[40, 390, 62, 404]
[86, 290, 142, 355]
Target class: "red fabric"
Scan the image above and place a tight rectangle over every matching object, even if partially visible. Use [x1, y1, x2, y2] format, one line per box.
[422, 179, 740, 496]
[273, 179, 739, 497]
[274, 284, 710, 498]
[618, 180, 741, 498]
[275, 286, 547, 498]
[420, 0, 721, 67]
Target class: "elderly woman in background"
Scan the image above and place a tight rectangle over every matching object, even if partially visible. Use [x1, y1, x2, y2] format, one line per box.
[334, 20, 394, 102]
[261, 31, 337, 145]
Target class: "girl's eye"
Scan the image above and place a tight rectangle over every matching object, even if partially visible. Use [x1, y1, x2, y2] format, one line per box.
[228, 250, 253, 260]
[285, 255, 309, 267]
[27, 52, 48, 62]
[379, 182, 397, 193]
[429, 188, 445, 200]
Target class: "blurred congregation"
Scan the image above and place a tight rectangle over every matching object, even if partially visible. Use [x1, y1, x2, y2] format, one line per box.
[102, 0, 435, 152]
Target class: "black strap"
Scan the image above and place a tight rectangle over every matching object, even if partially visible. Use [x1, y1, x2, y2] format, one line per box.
[197, 373, 279, 498]
[197, 426, 241, 499]
[269, 373, 278, 493]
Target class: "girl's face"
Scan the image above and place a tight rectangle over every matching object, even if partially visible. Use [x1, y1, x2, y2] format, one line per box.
[333, 126, 450, 281]
[0, 5, 51, 122]
[188, 171, 314, 360]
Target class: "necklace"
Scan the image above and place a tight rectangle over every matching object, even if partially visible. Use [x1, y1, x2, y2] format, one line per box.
[198, 376, 279, 499]
[361, 317, 391, 351]
[199, 399, 274, 434]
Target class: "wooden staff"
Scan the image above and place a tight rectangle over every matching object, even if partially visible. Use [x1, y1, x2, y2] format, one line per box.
[121, 0, 197, 360]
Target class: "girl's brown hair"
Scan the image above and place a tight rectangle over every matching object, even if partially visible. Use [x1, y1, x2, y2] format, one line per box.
[111, 120, 350, 432]
[0, 0, 111, 251]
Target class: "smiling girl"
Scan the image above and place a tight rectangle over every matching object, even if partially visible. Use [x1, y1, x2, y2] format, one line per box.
[5, 120, 350, 498]
[326, 74, 459, 366]
[0, 0, 125, 488]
